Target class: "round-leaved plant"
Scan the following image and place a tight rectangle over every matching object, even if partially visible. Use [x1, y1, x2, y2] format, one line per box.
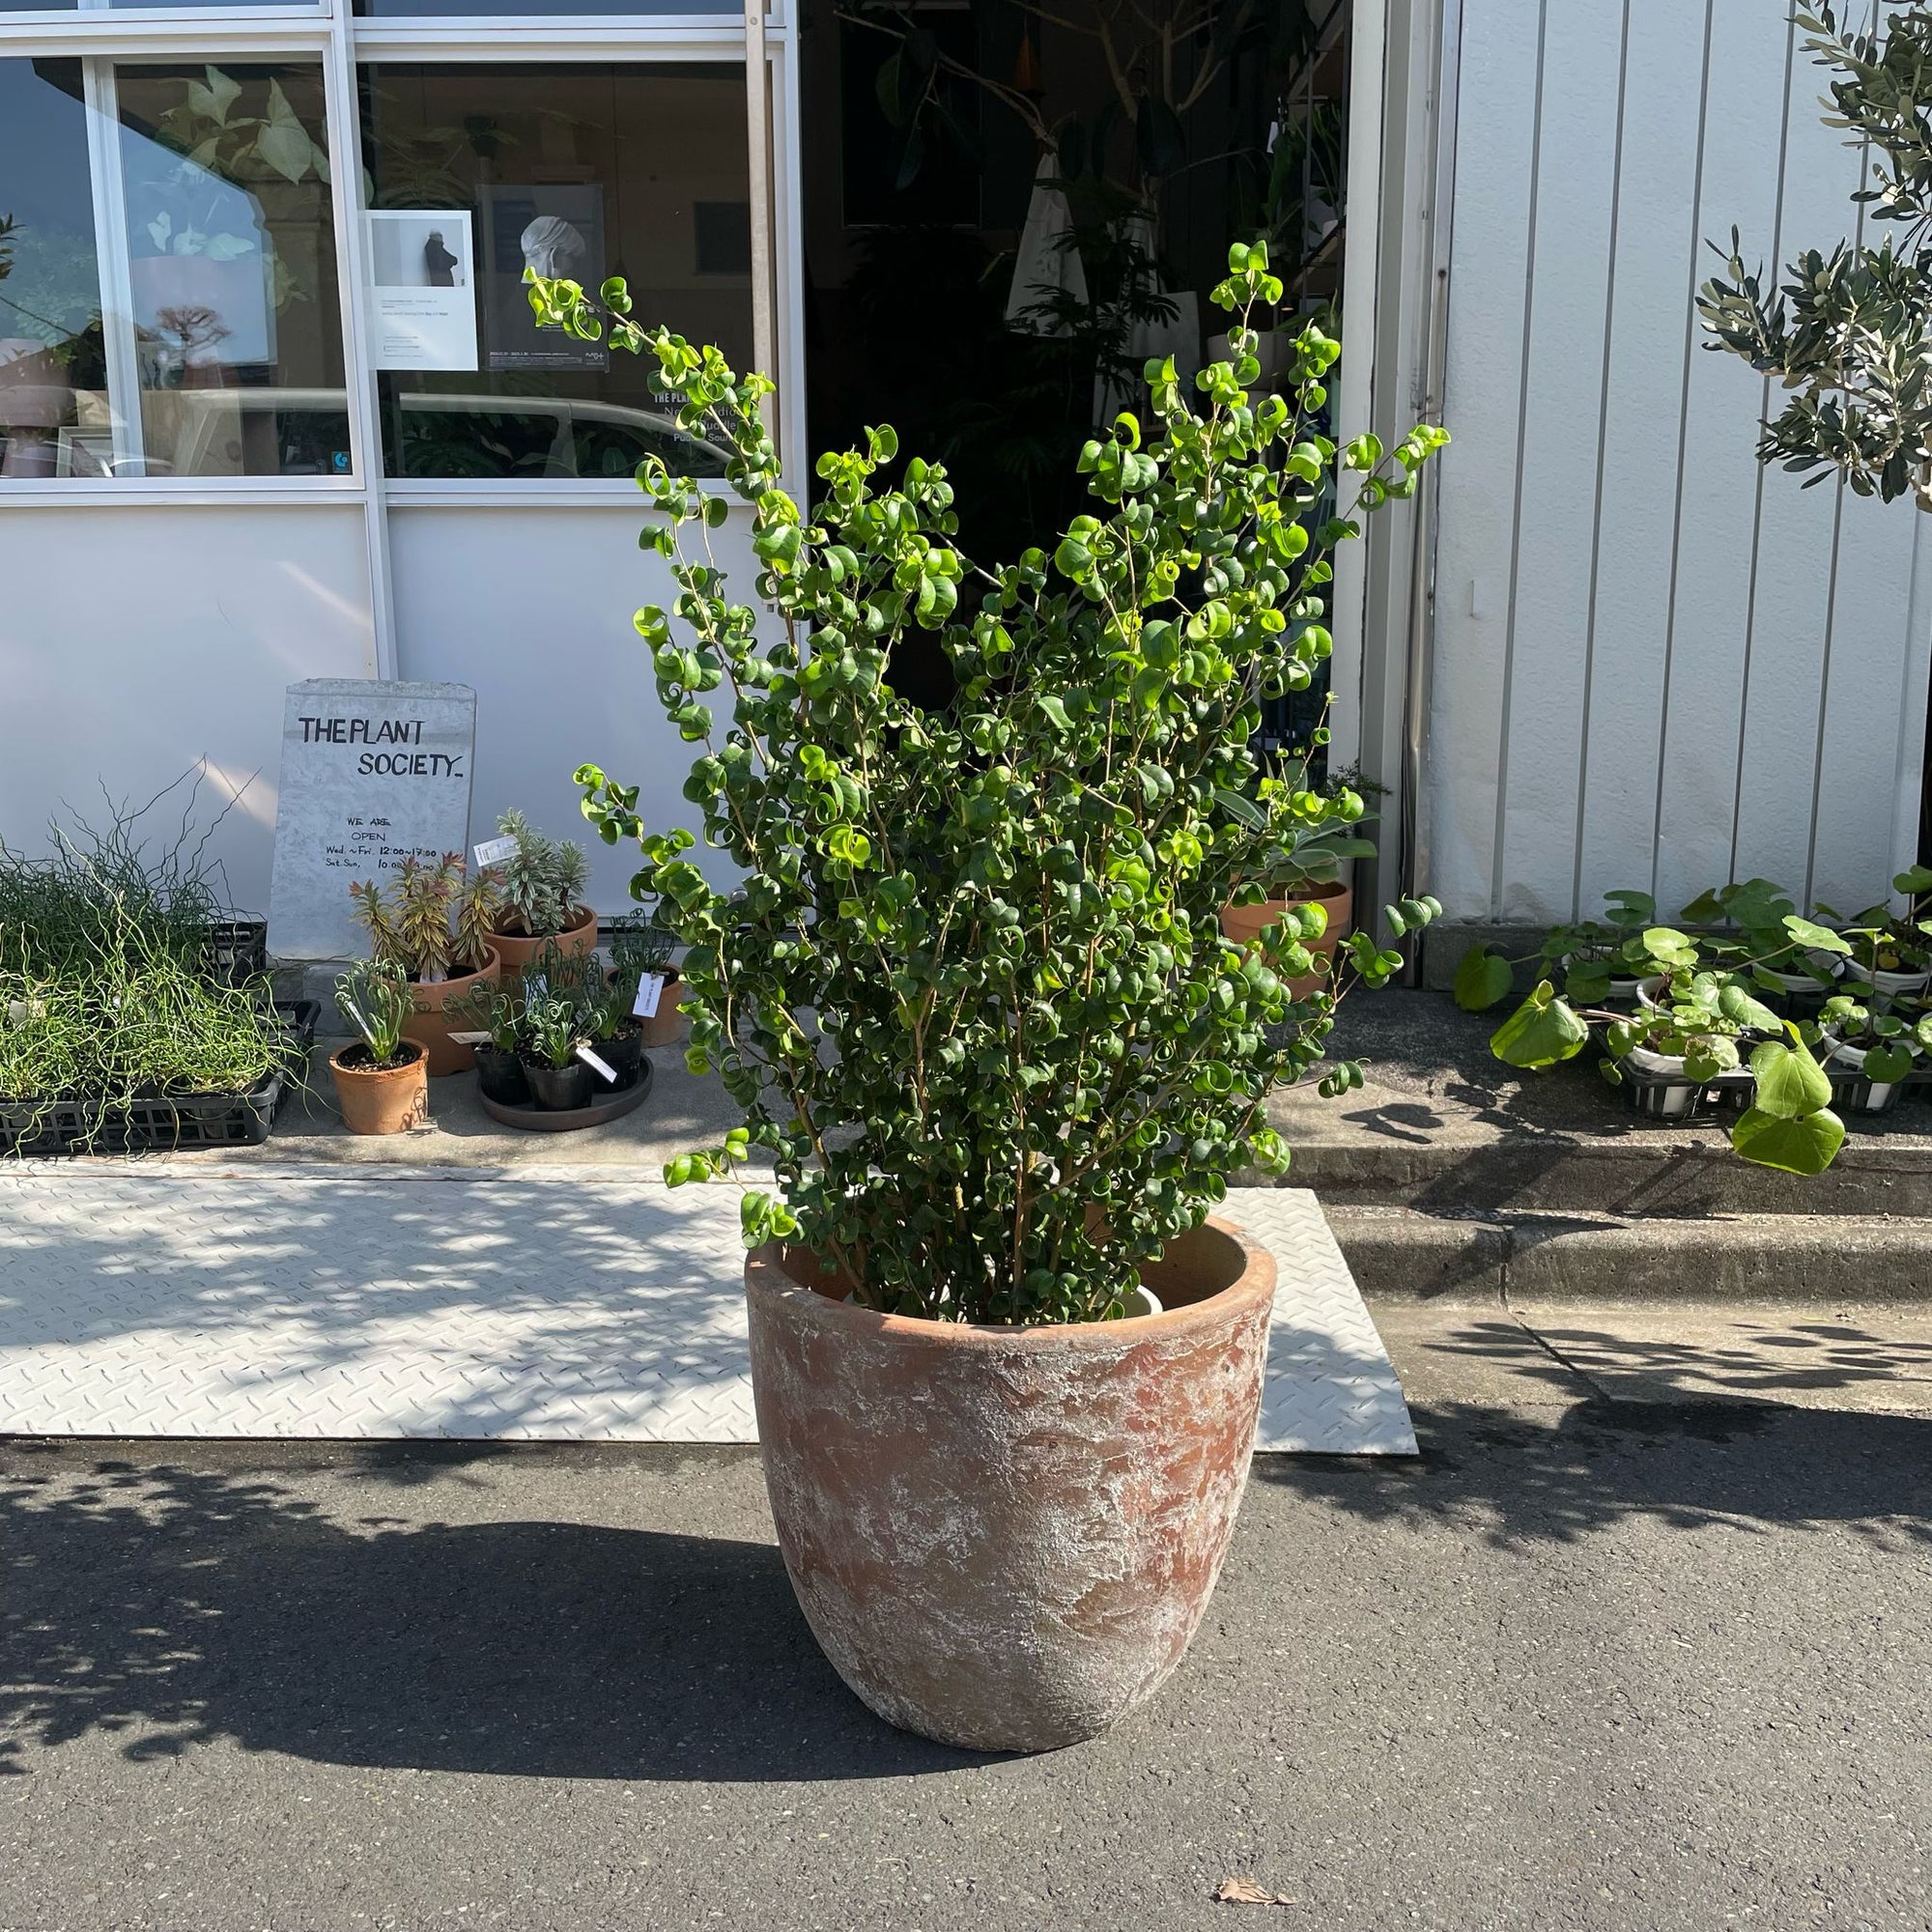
[532, 242, 1450, 1323]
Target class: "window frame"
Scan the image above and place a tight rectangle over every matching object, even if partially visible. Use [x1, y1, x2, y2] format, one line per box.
[0, 0, 803, 504]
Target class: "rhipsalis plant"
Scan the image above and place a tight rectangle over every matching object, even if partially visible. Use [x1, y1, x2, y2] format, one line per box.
[528, 241, 1449, 1324]
[1699, 4, 1932, 505]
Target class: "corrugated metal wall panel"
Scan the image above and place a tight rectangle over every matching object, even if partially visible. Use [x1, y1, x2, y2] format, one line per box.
[1427, 0, 1931, 924]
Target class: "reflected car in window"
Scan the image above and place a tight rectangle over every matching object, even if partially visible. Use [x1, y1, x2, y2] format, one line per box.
[133, 386, 732, 479]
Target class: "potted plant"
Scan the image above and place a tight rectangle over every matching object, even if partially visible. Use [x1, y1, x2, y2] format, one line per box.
[1679, 878, 1848, 1008]
[1454, 891, 1689, 1010]
[1605, 969, 1783, 1118]
[518, 987, 596, 1111]
[532, 241, 1450, 1750]
[348, 854, 500, 1076]
[487, 808, 596, 979]
[1815, 992, 1932, 1117]
[329, 958, 429, 1134]
[609, 909, 684, 1048]
[1218, 751, 1374, 997]
[444, 977, 529, 1105]
[1826, 867, 1932, 999]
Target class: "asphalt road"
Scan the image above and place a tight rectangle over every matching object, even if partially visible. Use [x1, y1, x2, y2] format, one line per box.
[4, 1382, 1930, 1931]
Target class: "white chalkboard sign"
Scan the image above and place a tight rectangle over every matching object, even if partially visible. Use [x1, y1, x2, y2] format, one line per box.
[268, 679, 477, 960]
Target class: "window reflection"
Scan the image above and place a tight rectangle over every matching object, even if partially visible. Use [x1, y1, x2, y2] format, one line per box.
[0, 60, 104, 478]
[0, 58, 351, 482]
[359, 63, 753, 480]
[114, 63, 350, 476]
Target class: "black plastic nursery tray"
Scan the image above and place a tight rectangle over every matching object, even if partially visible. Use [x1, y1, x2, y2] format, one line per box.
[0, 999, 318, 1157]
[204, 920, 270, 985]
[477, 1058, 654, 1133]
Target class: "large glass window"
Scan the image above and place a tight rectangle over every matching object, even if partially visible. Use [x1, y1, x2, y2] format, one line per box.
[358, 63, 752, 480]
[0, 56, 350, 482]
[0, 60, 104, 475]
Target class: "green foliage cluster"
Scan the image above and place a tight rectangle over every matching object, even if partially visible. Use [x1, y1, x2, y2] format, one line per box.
[0, 782, 294, 1138]
[1456, 874, 1932, 1175]
[447, 938, 636, 1060]
[349, 853, 498, 982]
[1698, 5, 1932, 504]
[528, 241, 1449, 1325]
[333, 958, 415, 1068]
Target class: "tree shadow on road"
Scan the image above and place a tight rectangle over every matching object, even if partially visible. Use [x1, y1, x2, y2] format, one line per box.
[1253, 1395, 1932, 1552]
[0, 1451, 979, 1783]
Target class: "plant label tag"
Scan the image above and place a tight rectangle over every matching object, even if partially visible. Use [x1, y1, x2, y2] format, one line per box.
[525, 973, 547, 1001]
[445, 1030, 493, 1046]
[634, 972, 666, 1018]
[575, 1042, 618, 1084]
[472, 835, 518, 868]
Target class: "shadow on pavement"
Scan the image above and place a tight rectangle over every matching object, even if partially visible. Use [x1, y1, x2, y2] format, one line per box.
[1253, 1398, 1932, 1549]
[0, 1454, 978, 1782]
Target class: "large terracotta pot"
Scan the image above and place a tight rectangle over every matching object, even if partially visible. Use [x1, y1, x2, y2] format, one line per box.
[403, 946, 500, 1076]
[491, 905, 597, 983]
[746, 1216, 1275, 1753]
[1220, 878, 1353, 998]
[328, 1041, 430, 1135]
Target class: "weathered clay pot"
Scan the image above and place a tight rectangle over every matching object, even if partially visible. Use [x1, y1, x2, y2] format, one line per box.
[607, 965, 685, 1048]
[328, 1041, 429, 1135]
[402, 946, 500, 1076]
[491, 905, 597, 983]
[745, 1216, 1275, 1753]
[1220, 878, 1352, 998]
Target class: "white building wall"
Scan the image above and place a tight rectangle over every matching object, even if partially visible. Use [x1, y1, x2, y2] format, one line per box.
[0, 503, 375, 918]
[1425, 0, 1932, 926]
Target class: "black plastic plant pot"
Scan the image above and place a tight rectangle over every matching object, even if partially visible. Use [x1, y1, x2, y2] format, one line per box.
[597, 1028, 643, 1087]
[524, 1059, 594, 1110]
[475, 1045, 529, 1106]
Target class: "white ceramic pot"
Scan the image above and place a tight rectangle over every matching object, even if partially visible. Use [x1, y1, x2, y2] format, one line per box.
[1866, 965, 1931, 999]
[1626, 1042, 1699, 1118]
[1831, 1042, 1901, 1113]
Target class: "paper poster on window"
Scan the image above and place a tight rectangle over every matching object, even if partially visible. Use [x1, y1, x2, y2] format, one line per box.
[365, 210, 478, 371]
[477, 185, 610, 373]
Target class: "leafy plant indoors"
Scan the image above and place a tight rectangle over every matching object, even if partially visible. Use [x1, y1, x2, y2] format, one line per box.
[526, 242, 1449, 1323]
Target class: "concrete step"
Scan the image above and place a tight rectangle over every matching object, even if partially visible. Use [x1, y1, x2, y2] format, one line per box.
[1328, 1205, 1932, 1305]
[1264, 987, 1932, 1218]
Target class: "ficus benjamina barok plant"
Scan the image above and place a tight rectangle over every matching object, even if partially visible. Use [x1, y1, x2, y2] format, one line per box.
[527, 242, 1450, 1324]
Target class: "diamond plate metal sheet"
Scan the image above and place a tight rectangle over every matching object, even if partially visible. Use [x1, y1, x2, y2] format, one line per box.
[0, 1168, 1412, 1454]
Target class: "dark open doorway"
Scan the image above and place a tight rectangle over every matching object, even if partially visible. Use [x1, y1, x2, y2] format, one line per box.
[797, 0, 1356, 722]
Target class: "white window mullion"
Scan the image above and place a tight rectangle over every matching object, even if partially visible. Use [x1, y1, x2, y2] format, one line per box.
[80, 56, 147, 476]
[324, 14, 399, 675]
[745, 0, 776, 440]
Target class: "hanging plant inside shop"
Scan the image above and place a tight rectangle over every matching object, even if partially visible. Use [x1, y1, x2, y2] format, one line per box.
[526, 242, 1448, 1754]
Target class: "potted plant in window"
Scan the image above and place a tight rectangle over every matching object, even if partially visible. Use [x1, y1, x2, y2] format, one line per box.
[348, 853, 500, 1075]
[329, 958, 429, 1134]
[487, 809, 596, 980]
[534, 241, 1450, 1752]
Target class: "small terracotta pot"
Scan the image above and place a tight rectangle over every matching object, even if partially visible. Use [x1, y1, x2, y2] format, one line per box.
[746, 1216, 1275, 1753]
[491, 905, 598, 984]
[403, 947, 500, 1076]
[606, 965, 686, 1048]
[1221, 878, 1353, 998]
[329, 1041, 430, 1135]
